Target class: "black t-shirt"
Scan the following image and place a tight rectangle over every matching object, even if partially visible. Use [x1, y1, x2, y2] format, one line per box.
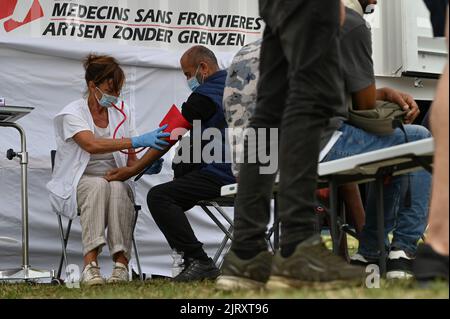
[341, 8, 375, 95]
[320, 8, 375, 153]
[181, 93, 216, 124]
[424, 0, 448, 37]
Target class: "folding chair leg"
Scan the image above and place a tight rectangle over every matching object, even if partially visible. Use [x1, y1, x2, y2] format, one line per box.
[132, 236, 143, 281]
[329, 178, 340, 254]
[211, 202, 233, 226]
[199, 203, 234, 267]
[210, 202, 234, 265]
[132, 206, 144, 281]
[375, 177, 387, 277]
[212, 225, 233, 267]
[57, 216, 72, 280]
[200, 205, 233, 240]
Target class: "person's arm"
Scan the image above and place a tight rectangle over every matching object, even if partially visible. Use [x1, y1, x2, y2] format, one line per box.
[127, 150, 138, 167]
[72, 126, 169, 154]
[104, 147, 170, 181]
[340, 0, 346, 27]
[104, 94, 216, 181]
[351, 84, 377, 110]
[376, 87, 421, 124]
[73, 131, 133, 154]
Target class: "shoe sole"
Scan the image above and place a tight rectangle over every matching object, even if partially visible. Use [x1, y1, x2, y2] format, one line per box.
[81, 278, 105, 287]
[386, 271, 414, 280]
[266, 276, 364, 290]
[216, 275, 266, 291]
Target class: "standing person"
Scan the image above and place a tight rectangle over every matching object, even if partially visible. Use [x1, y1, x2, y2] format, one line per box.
[47, 54, 169, 286]
[217, 0, 364, 291]
[414, 0, 449, 282]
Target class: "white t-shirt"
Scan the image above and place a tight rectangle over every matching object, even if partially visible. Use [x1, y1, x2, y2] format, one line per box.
[62, 114, 118, 176]
[48, 98, 137, 219]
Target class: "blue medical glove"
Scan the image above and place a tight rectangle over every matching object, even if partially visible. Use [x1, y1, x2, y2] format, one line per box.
[131, 125, 170, 150]
[143, 158, 164, 175]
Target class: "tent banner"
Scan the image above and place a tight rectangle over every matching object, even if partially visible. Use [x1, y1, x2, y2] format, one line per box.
[0, 0, 263, 51]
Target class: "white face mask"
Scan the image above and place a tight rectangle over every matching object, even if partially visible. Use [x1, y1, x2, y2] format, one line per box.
[365, 4, 376, 14]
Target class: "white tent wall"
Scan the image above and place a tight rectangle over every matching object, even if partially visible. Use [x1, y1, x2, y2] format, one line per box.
[0, 45, 235, 278]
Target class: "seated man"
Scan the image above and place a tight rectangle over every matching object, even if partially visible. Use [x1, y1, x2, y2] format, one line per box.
[325, 0, 431, 279]
[105, 45, 236, 282]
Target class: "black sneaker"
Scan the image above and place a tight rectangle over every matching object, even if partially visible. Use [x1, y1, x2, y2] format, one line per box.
[413, 244, 449, 283]
[386, 249, 414, 280]
[173, 257, 220, 282]
[266, 235, 366, 290]
[216, 250, 272, 291]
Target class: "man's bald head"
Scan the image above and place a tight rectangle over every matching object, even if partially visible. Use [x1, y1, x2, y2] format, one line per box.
[181, 45, 219, 69]
[180, 45, 220, 83]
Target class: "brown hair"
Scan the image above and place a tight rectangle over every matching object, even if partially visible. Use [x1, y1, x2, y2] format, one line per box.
[83, 54, 125, 94]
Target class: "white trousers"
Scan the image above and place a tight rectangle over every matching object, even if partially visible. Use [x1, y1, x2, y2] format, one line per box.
[77, 175, 135, 261]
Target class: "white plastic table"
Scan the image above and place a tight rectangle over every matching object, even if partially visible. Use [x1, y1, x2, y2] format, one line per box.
[220, 138, 434, 275]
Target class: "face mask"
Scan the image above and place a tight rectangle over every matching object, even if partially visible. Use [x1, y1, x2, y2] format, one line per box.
[365, 4, 376, 14]
[187, 65, 202, 92]
[96, 87, 119, 108]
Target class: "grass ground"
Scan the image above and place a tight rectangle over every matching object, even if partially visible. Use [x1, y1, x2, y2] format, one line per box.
[1, 237, 448, 299]
[0, 279, 448, 299]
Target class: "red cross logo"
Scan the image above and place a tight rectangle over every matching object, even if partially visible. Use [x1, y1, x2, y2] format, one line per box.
[0, 0, 44, 32]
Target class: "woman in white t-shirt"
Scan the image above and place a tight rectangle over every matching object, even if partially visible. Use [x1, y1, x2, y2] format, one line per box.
[48, 54, 169, 286]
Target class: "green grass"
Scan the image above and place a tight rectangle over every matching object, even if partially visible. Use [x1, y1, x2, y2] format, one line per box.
[1, 237, 447, 299]
[0, 279, 448, 299]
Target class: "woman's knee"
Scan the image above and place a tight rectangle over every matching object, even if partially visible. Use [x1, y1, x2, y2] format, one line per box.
[109, 181, 132, 198]
[90, 177, 110, 192]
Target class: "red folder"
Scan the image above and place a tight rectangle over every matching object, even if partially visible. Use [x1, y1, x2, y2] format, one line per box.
[159, 105, 192, 145]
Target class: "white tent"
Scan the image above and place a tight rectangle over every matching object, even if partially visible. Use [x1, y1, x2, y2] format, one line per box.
[0, 0, 261, 278]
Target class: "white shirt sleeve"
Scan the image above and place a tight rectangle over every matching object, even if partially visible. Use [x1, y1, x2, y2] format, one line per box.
[61, 114, 91, 142]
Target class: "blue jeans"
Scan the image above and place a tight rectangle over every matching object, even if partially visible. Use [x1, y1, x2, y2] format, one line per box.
[322, 123, 432, 258]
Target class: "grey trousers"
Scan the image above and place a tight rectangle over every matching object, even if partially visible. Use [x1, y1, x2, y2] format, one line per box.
[77, 175, 135, 261]
[232, 0, 345, 252]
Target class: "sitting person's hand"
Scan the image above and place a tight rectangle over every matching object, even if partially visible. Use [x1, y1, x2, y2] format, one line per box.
[382, 88, 420, 124]
[143, 158, 164, 175]
[104, 167, 134, 182]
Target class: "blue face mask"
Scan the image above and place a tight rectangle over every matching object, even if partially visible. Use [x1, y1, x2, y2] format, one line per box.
[96, 87, 119, 108]
[187, 65, 202, 92]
